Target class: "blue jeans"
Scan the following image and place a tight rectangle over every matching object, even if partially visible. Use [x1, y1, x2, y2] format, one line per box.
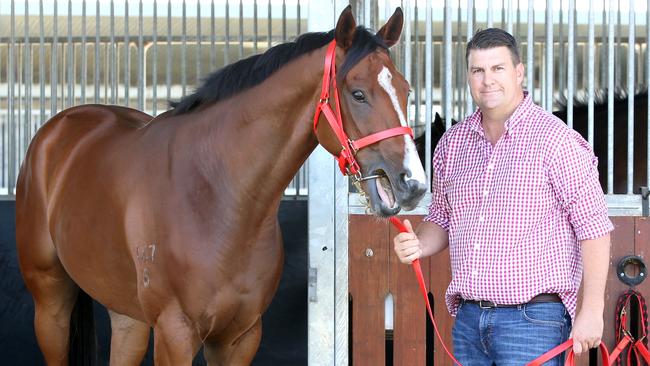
[452, 301, 571, 365]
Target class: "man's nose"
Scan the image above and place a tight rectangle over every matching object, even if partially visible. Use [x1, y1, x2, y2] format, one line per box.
[482, 71, 495, 85]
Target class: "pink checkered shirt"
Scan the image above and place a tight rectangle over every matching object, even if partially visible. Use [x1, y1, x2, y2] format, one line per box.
[424, 92, 613, 320]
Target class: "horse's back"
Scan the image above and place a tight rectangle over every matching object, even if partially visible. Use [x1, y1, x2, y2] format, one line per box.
[18, 104, 151, 193]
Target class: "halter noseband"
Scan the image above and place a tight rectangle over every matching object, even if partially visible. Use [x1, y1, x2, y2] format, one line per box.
[312, 40, 413, 182]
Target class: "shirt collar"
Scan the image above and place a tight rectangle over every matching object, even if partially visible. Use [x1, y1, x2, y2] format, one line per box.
[467, 91, 532, 136]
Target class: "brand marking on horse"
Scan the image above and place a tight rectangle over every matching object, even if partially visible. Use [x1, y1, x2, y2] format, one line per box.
[143, 268, 150, 288]
[136, 244, 156, 263]
[377, 67, 426, 183]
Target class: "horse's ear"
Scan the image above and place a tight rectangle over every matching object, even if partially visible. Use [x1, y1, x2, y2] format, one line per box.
[376, 7, 403, 48]
[335, 5, 357, 51]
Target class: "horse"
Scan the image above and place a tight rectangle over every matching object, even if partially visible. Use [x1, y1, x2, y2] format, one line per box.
[415, 90, 648, 195]
[15, 6, 426, 365]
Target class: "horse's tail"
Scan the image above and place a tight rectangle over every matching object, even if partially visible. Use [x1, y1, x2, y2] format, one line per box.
[68, 289, 97, 366]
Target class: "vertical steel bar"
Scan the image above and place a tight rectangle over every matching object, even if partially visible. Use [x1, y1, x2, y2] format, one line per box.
[647, 0, 650, 190]
[455, 1, 461, 118]
[297, 0, 301, 35]
[558, 0, 564, 93]
[52, 0, 59, 114]
[166, 0, 171, 102]
[487, 0, 493, 27]
[404, 0, 411, 92]
[507, 0, 513, 34]
[545, 0, 553, 111]
[414, 4, 420, 125]
[588, 0, 595, 145]
[567, 0, 574, 128]
[110, 0, 116, 104]
[81, 0, 87, 104]
[626, 5, 635, 194]
[138, 0, 144, 110]
[466, 0, 474, 115]
[39, 0, 45, 123]
[239, 0, 244, 59]
[95, 0, 100, 103]
[425, 0, 432, 187]
[600, 0, 607, 88]
[24, 0, 32, 159]
[444, 0, 452, 128]
[282, 0, 286, 41]
[67, 0, 73, 107]
[254, 0, 258, 53]
[125, 0, 131, 106]
[225, 0, 230, 65]
[182, 0, 186, 96]
[267, 0, 271, 49]
[8, 0, 16, 195]
[210, 0, 215, 70]
[607, 0, 615, 193]
[153, 0, 158, 115]
[197, 0, 201, 83]
[526, 0, 534, 99]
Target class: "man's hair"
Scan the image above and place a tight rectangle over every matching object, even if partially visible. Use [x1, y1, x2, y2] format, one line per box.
[466, 28, 521, 66]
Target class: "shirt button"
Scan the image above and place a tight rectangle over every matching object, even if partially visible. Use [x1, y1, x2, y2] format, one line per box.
[487, 163, 495, 170]
[479, 216, 485, 222]
[474, 243, 480, 249]
[472, 270, 478, 276]
[483, 190, 489, 196]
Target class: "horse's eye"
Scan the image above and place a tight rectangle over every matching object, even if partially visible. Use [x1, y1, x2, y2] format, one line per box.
[351, 90, 367, 103]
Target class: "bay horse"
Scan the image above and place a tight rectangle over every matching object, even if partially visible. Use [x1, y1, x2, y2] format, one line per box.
[16, 6, 426, 365]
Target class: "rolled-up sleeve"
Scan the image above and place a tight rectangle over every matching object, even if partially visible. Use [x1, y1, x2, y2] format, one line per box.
[424, 136, 450, 231]
[549, 130, 613, 241]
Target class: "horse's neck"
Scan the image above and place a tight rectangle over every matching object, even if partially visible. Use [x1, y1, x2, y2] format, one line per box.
[183, 48, 326, 214]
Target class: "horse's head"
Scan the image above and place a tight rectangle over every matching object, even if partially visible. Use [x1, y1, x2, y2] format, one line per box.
[314, 6, 427, 217]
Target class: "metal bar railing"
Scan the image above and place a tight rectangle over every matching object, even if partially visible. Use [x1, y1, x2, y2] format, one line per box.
[627, 4, 635, 194]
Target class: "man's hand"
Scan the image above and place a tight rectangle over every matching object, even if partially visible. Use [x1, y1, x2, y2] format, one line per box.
[392, 219, 421, 264]
[570, 306, 604, 354]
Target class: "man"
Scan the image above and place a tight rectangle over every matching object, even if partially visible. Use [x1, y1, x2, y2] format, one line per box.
[393, 28, 612, 365]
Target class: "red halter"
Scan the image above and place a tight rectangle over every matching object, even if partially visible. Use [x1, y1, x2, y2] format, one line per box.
[313, 40, 413, 181]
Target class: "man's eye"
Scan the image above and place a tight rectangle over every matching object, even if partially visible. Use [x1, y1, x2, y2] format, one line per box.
[352, 90, 367, 102]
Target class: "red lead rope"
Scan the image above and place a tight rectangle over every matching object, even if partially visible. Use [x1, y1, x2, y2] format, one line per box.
[388, 216, 463, 366]
[388, 216, 611, 366]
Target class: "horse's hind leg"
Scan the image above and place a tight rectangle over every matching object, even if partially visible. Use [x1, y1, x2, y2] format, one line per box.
[17, 174, 81, 364]
[19, 255, 79, 366]
[108, 310, 150, 365]
[203, 317, 262, 366]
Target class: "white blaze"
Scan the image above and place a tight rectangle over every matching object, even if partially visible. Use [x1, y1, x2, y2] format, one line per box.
[377, 67, 426, 184]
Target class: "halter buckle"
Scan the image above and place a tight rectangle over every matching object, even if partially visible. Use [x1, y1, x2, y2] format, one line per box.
[347, 138, 358, 153]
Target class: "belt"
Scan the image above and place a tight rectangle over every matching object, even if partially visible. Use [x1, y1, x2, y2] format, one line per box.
[463, 293, 562, 309]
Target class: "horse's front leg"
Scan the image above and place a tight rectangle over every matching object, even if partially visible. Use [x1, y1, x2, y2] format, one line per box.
[153, 308, 202, 365]
[203, 317, 262, 366]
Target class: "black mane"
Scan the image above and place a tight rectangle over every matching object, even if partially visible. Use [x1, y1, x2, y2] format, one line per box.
[170, 27, 388, 115]
[555, 87, 648, 111]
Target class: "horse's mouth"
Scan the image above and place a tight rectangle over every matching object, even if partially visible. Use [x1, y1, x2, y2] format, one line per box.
[363, 170, 401, 217]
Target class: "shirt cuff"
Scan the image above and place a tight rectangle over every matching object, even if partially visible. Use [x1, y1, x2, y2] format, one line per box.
[573, 215, 614, 241]
[423, 211, 450, 231]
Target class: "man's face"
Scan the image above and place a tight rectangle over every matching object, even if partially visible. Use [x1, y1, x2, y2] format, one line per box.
[467, 46, 524, 115]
